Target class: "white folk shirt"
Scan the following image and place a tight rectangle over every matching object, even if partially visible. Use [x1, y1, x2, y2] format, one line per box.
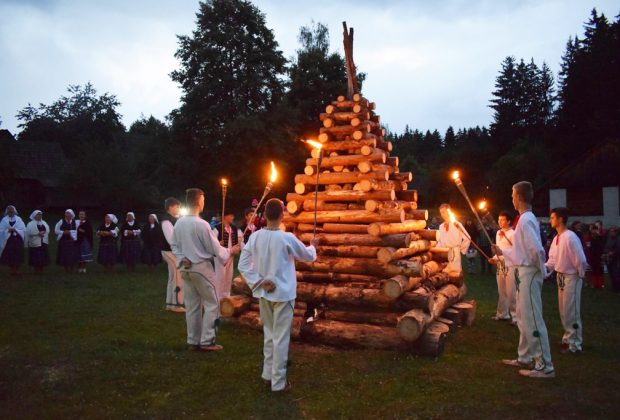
[502, 211, 546, 274]
[238, 229, 316, 302]
[493, 228, 515, 266]
[171, 215, 230, 268]
[546, 230, 588, 278]
[161, 219, 175, 246]
[437, 221, 471, 254]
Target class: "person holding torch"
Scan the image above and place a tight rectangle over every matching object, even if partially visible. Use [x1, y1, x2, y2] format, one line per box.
[437, 203, 471, 273]
[488, 211, 517, 324]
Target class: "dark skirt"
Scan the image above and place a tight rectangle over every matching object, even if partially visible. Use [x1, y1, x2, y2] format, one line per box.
[56, 240, 79, 267]
[0, 235, 24, 267]
[142, 246, 162, 265]
[98, 242, 118, 266]
[121, 239, 141, 266]
[29, 244, 49, 267]
[79, 240, 94, 263]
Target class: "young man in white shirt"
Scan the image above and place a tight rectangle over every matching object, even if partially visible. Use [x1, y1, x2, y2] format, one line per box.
[213, 210, 243, 300]
[493, 181, 555, 379]
[546, 207, 588, 354]
[172, 188, 239, 351]
[161, 197, 184, 312]
[489, 211, 516, 323]
[437, 203, 470, 273]
[238, 198, 318, 392]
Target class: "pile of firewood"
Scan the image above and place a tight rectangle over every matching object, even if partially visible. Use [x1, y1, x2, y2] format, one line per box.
[223, 93, 476, 357]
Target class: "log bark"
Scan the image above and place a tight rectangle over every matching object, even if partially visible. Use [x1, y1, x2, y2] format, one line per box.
[422, 261, 443, 279]
[301, 319, 409, 350]
[322, 223, 369, 234]
[368, 220, 427, 237]
[319, 111, 370, 123]
[370, 163, 399, 175]
[220, 295, 251, 317]
[405, 210, 429, 221]
[395, 190, 419, 202]
[320, 123, 370, 138]
[355, 179, 405, 192]
[321, 309, 400, 327]
[413, 327, 447, 357]
[298, 232, 408, 248]
[296, 283, 396, 309]
[399, 286, 434, 313]
[306, 149, 385, 169]
[381, 275, 423, 298]
[317, 245, 381, 258]
[329, 99, 369, 109]
[231, 276, 251, 296]
[430, 247, 449, 262]
[414, 230, 440, 241]
[390, 172, 413, 182]
[285, 209, 404, 224]
[365, 200, 416, 212]
[296, 256, 396, 277]
[286, 189, 395, 203]
[376, 240, 432, 263]
[294, 170, 387, 186]
[397, 284, 465, 342]
[453, 300, 477, 326]
[296, 271, 380, 284]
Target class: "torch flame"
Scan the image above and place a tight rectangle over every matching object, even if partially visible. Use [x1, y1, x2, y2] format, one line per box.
[179, 207, 189, 217]
[221, 178, 228, 186]
[478, 200, 487, 211]
[306, 139, 323, 150]
[448, 208, 457, 224]
[270, 161, 278, 183]
[451, 170, 460, 181]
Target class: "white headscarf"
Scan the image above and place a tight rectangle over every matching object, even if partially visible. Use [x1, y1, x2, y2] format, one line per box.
[106, 214, 118, 224]
[30, 210, 43, 221]
[64, 209, 75, 219]
[127, 212, 135, 219]
[149, 213, 159, 224]
[4, 205, 18, 217]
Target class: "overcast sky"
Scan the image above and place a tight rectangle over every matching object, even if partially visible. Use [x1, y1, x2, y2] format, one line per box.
[1, 0, 618, 136]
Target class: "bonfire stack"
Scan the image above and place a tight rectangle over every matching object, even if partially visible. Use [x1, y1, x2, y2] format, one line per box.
[222, 93, 476, 357]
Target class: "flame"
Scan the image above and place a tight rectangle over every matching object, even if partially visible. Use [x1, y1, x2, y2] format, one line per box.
[221, 178, 228, 186]
[451, 170, 460, 181]
[447, 208, 456, 224]
[179, 207, 189, 217]
[478, 200, 487, 211]
[270, 161, 278, 183]
[306, 139, 323, 150]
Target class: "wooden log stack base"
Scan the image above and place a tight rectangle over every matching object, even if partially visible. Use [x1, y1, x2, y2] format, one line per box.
[227, 88, 476, 355]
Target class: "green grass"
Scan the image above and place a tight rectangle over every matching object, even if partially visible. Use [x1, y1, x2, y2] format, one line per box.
[1, 243, 619, 419]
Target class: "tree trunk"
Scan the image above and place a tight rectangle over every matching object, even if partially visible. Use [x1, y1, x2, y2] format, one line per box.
[298, 232, 408, 248]
[399, 286, 434, 313]
[390, 172, 413, 182]
[296, 256, 415, 278]
[322, 223, 369, 234]
[301, 319, 409, 350]
[355, 179, 406, 192]
[453, 300, 477, 326]
[231, 276, 251, 296]
[368, 220, 427, 236]
[381, 275, 424, 298]
[365, 200, 416, 212]
[294, 170, 387, 186]
[395, 190, 418, 202]
[321, 309, 400, 327]
[296, 271, 380, 284]
[430, 247, 449, 262]
[286, 189, 395, 203]
[306, 149, 386, 169]
[317, 245, 382, 258]
[285, 209, 404, 224]
[220, 295, 251, 317]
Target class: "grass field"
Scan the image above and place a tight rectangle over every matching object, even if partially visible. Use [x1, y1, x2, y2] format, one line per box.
[1, 241, 619, 419]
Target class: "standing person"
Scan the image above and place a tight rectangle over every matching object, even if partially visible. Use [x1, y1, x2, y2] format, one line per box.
[120, 212, 141, 271]
[213, 210, 243, 300]
[493, 181, 555, 379]
[604, 226, 620, 295]
[97, 214, 119, 272]
[587, 224, 605, 289]
[171, 188, 237, 351]
[241, 207, 258, 244]
[238, 198, 318, 392]
[160, 198, 184, 312]
[437, 204, 470, 274]
[76, 210, 94, 274]
[489, 211, 516, 323]
[545, 207, 588, 354]
[26, 210, 50, 273]
[479, 224, 495, 275]
[141, 214, 163, 271]
[55, 209, 79, 273]
[0, 205, 26, 275]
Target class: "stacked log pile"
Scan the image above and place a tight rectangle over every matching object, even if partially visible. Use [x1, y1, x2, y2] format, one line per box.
[224, 93, 476, 357]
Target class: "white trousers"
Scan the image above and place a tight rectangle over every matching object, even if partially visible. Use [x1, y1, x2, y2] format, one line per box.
[214, 258, 234, 300]
[446, 246, 463, 273]
[162, 251, 184, 308]
[181, 261, 220, 346]
[557, 272, 583, 351]
[260, 298, 294, 391]
[496, 263, 517, 320]
[515, 266, 554, 372]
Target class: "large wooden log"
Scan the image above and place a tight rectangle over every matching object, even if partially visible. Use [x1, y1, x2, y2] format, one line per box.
[298, 232, 408, 248]
[413, 327, 447, 357]
[399, 286, 435, 313]
[397, 284, 465, 342]
[322, 223, 369, 234]
[220, 295, 251, 317]
[453, 300, 477, 326]
[320, 124, 370, 138]
[317, 245, 382, 258]
[377, 240, 432, 263]
[301, 319, 409, 350]
[381, 275, 424, 299]
[296, 271, 380, 284]
[306, 149, 385, 169]
[355, 179, 405, 192]
[320, 111, 370, 123]
[423, 271, 463, 289]
[329, 99, 369, 110]
[390, 172, 413, 182]
[238, 311, 304, 339]
[296, 283, 395, 308]
[368, 220, 427, 237]
[286, 189, 395, 203]
[249, 303, 307, 317]
[231, 276, 251, 296]
[414, 230, 440, 241]
[395, 190, 418, 202]
[285, 209, 404, 224]
[297, 255, 421, 278]
[365, 200, 416, 212]
[370, 163, 399, 175]
[430, 247, 449, 262]
[422, 261, 444, 279]
[294, 170, 387, 186]
[321, 309, 400, 327]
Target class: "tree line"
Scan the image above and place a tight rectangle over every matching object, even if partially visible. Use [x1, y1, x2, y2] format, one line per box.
[4, 2, 619, 213]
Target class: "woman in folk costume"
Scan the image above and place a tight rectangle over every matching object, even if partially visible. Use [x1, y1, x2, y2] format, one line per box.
[55, 209, 79, 273]
[213, 209, 243, 300]
[141, 214, 163, 270]
[97, 214, 119, 271]
[437, 204, 471, 273]
[76, 210, 94, 274]
[120, 212, 142, 271]
[0, 205, 26, 275]
[26, 210, 50, 273]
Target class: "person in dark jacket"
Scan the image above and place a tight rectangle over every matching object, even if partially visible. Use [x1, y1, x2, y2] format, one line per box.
[142, 213, 163, 270]
[97, 214, 119, 272]
[76, 210, 94, 274]
[120, 212, 142, 271]
[604, 226, 620, 294]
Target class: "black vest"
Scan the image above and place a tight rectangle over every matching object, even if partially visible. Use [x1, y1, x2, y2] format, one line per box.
[160, 213, 178, 252]
[59, 219, 77, 242]
[216, 223, 239, 247]
[98, 223, 117, 243]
